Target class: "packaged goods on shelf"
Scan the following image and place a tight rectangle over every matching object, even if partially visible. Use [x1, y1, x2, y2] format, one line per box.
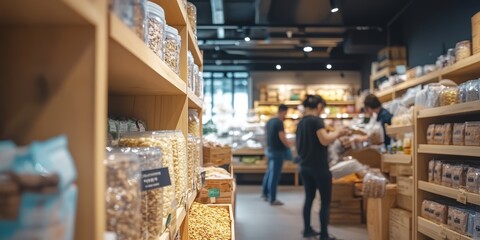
[108, 117, 147, 146]
[107, 147, 164, 239]
[440, 86, 459, 106]
[171, 131, 188, 207]
[118, 131, 177, 229]
[187, 134, 201, 191]
[146, 1, 166, 60]
[196, 71, 204, 99]
[188, 109, 200, 137]
[105, 151, 141, 240]
[421, 200, 447, 224]
[363, 169, 388, 198]
[464, 121, 480, 146]
[187, 51, 194, 91]
[165, 25, 181, 75]
[0, 136, 78, 240]
[455, 40, 472, 62]
[466, 79, 480, 102]
[466, 167, 480, 193]
[187, 2, 197, 37]
[441, 163, 453, 187]
[188, 203, 232, 240]
[415, 83, 446, 109]
[111, 0, 146, 41]
[452, 123, 466, 146]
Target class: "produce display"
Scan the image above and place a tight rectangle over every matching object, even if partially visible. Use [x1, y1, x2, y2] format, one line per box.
[204, 166, 231, 179]
[146, 1, 166, 60]
[428, 159, 479, 193]
[105, 151, 141, 240]
[188, 203, 231, 240]
[118, 131, 176, 228]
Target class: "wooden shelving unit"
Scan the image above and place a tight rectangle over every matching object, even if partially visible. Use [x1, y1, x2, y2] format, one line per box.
[0, 1, 206, 239]
[417, 217, 473, 240]
[385, 125, 414, 137]
[382, 154, 412, 164]
[414, 54, 480, 240]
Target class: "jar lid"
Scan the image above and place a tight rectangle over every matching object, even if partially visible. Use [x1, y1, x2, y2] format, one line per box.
[166, 25, 179, 35]
[147, 1, 165, 18]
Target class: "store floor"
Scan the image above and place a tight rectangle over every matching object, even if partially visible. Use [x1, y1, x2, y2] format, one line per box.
[235, 185, 368, 240]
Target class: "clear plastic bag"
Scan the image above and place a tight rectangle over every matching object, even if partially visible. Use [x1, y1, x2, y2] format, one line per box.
[329, 159, 365, 179]
[466, 167, 480, 193]
[362, 169, 388, 198]
[440, 86, 458, 106]
[187, 51, 194, 91]
[466, 79, 480, 102]
[458, 82, 468, 103]
[188, 109, 200, 137]
[105, 151, 141, 240]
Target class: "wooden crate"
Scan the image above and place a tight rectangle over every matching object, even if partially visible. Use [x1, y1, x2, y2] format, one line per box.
[389, 208, 412, 240]
[330, 198, 363, 224]
[332, 182, 354, 201]
[396, 176, 413, 197]
[195, 178, 234, 204]
[396, 165, 412, 176]
[206, 204, 235, 240]
[396, 194, 412, 212]
[367, 185, 397, 240]
[203, 146, 232, 166]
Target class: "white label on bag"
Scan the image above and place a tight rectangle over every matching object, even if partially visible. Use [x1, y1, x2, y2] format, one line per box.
[108, 120, 116, 132]
[119, 122, 128, 133]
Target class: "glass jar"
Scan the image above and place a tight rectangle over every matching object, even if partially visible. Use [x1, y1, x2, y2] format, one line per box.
[112, 0, 146, 41]
[188, 109, 200, 137]
[425, 83, 445, 108]
[466, 79, 480, 102]
[187, 2, 197, 37]
[440, 86, 458, 106]
[118, 131, 176, 230]
[455, 40, 471, 62]
[446, 48, 456, 66]
[110, 147, 164, 240]
[193, 64, 199, 94]
[170, 131, 188, 208]
[146, 1, 166, 60]
[105, 151, 141, 240]
[187, 51, 194, 91]
[458, 82, 468, 103]
[165, 25, 181, 75]
[196, 71, 204, 99]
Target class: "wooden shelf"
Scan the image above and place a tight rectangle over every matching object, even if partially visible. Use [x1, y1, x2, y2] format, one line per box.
[232, 148, 265, 156]
[257, 100, 354, 106]
[382, 154, 412, 164]
[441, 53, 480, 79]
[156, 0, 187, 26]
[233, 162, 298, 173]
[417, 144, 480, 157]
[158, 191, 197, 240]
[0, 0, 100, 25]
[418, 181, 480, 205]
[385, 125, 414, 137]
[417, 100, 480, 118]
[375, 70, 440, 100]
[108, 13, 186, 95]
[370, 68, 391, 81]
[188, 90, 203, 109]
[188, 23, 203, 67]
[418, 217, 473, 240]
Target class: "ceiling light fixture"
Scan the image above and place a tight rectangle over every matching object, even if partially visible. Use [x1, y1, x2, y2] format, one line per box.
[303, 46, 313, 52]
[276, 64, 282, 70]
[330, 0, 339, 13]
[326, 64, 332, 69]
[244, 36, 251, 42]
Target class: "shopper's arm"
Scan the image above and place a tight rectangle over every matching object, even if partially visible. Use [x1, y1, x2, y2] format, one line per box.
[316, 129, 345, 146]
[278, 131, 292, 148]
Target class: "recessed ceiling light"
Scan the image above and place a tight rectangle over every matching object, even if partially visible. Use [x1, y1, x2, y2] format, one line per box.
[331, 7, 338, 13]
[276, 64, 282, 70]
[326, 64, 332, 69]
[330, 0, 339, 13]
[303, 46, 313, 52]
[244, 36, 251, 42]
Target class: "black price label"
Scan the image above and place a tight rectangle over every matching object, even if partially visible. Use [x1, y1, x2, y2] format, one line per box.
[141, 167, 171, 191]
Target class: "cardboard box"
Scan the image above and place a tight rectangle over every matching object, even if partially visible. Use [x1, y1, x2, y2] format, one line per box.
[396, 176, 413, 197]
[473, 12, 480, 54]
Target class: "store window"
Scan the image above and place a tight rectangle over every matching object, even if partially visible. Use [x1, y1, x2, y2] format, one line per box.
[202, 71, 250, 130]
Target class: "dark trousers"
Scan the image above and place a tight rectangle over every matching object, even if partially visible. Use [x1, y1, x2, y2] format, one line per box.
[262, 149, 285, 203]
[300, 166, 332, 238]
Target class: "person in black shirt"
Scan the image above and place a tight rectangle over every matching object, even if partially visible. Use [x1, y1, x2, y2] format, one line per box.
[262, 104, 292, 206]
[363, 94, 393, 148]
[296, 95, 348, 239]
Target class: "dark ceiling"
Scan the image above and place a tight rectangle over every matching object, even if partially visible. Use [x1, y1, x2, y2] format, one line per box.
[191, 0, 411, 71]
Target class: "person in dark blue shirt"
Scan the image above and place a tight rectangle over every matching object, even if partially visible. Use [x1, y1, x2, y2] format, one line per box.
[296, 95, 348, 239]
[262, 104, 292, 206]
[363, 94, 393, 148]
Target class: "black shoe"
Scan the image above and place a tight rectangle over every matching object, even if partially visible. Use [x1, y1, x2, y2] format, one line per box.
[303, 229, 321, 238]
[320, 235, 337, 240]
[270, 200, 284, 206]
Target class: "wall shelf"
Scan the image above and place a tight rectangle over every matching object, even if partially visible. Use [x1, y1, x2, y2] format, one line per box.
[417, 144, 480, 157]
[109, 13, 186, 95]
[418, 217, 473, 240]
[188, 23, 203, 67]
[385, 125, 414, 137]
[382, 154, 412, 164]
[156, 0, 187, 26]
[188, 90, 203, 109]
[418, 181, 480, 205]
[417, 100, 480, 118]
[375, 71, 440, 100]
[441, 53, 480, 79]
